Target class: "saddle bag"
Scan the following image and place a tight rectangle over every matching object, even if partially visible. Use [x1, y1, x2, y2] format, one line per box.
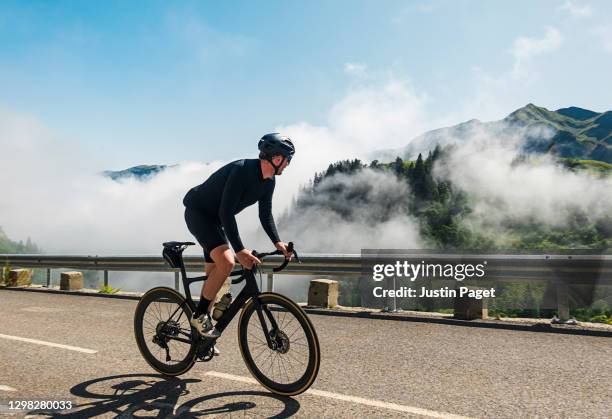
[162, 247, 182, 268]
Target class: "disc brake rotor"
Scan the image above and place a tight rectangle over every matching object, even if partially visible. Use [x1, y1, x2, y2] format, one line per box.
[271, 329, 290, 354]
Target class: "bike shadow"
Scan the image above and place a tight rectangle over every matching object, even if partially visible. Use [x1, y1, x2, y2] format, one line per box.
[24, 372, 301, 418]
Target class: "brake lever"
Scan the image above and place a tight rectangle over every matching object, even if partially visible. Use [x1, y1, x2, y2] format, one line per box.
[286, 242, 301, 263]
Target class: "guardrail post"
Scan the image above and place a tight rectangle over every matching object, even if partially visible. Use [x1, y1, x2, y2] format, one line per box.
[46, 268, 51, 287]
[556, 279, 570, 320]
[174, 271, 180, 291]
[383, 275, 399, 312]
[104, 270, 109, 287]
[392, 275, 398, 312]
[267, 273, 274, 292]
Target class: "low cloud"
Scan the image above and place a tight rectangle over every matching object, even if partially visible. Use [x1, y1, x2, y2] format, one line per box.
[344, 62, 370, 80]
[0, 72, 431, 256]
[279, 169, 422, 253]
[510, 27, 562, 78]
[558, 1, 593, 18]
[592, 25, 612, 53]
[445, 27, 564, 124]
[432, 123, 611, 245]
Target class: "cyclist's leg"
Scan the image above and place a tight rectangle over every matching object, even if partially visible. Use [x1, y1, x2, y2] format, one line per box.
[202, 244, 234, 306]
[203, 259, 216, 313]
[204, 261, 216, 279]
[204, 258, 223, 354]
[185, 208, 234, 314]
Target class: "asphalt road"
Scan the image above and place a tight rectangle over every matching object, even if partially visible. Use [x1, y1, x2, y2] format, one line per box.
[0, 289, 610, 418]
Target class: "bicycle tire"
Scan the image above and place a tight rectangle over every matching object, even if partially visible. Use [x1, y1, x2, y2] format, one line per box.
[134, 287, 198, 376]
[238, 292, 320, 396]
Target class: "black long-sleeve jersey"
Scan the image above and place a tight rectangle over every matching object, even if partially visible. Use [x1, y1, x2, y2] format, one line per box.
[183, 159, 280, 252]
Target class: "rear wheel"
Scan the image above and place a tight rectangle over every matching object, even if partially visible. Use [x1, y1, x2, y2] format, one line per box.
[238, 293, 320, 396]
[134, 287, 197, 376]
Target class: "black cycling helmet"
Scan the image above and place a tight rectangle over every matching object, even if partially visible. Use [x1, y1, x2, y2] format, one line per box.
[258, 133, 295, 159]
[258, 133, 295, 174]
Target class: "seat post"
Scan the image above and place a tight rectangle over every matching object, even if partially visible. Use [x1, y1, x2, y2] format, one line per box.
[179, 254, 188, 282]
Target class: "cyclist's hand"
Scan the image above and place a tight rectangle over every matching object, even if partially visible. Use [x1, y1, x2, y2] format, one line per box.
[236, 249, 261, 269]
[275, 242, 293, 261]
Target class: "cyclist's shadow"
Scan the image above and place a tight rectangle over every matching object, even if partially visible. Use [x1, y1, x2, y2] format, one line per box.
[26, 372, 301, 418]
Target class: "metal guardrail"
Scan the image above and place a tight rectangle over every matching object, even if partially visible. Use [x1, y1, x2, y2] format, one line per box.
[2, 253, 611, 319]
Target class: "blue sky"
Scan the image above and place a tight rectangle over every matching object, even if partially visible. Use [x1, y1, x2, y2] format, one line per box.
[1, 0, 611, 169]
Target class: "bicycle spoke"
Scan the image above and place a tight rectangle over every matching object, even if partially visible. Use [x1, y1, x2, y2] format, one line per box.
[280, 311, 294, 329]
[284, 348, 306, 366]
[152, 301, 160, 322]
[283, 351, 298, 377]
[276, 353, 284, 383]
[252, 319, 264, 331]
[269, 352, 277, 381]
[256, 343, 273, 361]
[280, 310, 288, 330]
[165, 302, 172, 322]
[287, 324, 303, 340]
[253, 345, 270, 362]
[278, 353, 291, 383]
[259, 349, 275, 375]
[143, 317, 157, 330]
[154, 301, 163, 323]
[248, 331, 267, 346]
[142, 326, 156, 335]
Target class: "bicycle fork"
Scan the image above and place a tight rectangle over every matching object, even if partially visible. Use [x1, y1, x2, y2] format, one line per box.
[253, 297, 282, 350]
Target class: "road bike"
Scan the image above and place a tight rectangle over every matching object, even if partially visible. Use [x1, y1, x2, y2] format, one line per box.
[133, 241, 320, 396]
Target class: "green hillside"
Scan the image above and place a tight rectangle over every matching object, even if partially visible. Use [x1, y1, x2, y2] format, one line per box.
[287, 149, 611, 252]
[373, 104, 612, 164]
[507, 104, 612, 162]
[560, 158, 612, 174]
[0, 227, 40, 254]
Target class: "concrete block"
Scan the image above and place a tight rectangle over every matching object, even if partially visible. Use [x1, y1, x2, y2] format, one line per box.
[60, 271, 84, 291]
[454, 286, 489, 320]
[8, 269, 32, 286]
[308, 279, 339, 308]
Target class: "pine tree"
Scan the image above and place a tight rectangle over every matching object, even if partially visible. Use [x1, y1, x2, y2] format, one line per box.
[393, 157, 404, 177]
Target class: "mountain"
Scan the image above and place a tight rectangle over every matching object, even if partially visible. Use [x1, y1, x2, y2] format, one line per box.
[373, 104, 612, 163]
[556, 106, 599, 121]
[102, 164, 176, 181]
[104, 105, 611, 182]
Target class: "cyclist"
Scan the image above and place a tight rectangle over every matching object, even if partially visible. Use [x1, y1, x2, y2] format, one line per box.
[183, 133, 295, 339]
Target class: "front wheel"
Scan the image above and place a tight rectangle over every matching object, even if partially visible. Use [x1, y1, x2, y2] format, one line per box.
[238, 293, 320, 396]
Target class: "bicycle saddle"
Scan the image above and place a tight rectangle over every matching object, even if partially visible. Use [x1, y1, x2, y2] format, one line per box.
[163, 241, 195, 249]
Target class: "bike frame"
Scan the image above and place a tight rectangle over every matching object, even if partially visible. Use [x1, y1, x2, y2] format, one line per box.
[162, 256, 280, 352]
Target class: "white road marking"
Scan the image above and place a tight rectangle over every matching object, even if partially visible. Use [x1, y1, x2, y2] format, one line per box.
[0, 385, 17, 392]
[0, 333, 97, 354]
[205, 371, 474, 419]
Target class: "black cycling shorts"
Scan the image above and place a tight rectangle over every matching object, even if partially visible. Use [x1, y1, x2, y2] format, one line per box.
[184, 207, 228, 263]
